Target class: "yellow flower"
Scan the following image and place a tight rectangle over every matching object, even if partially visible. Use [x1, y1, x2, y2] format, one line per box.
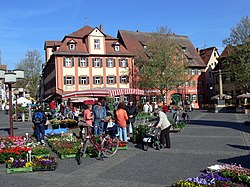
[25, 162, 33, 167]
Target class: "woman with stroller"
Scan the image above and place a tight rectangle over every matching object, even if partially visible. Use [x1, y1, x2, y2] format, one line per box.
[154, 108, 171, 148]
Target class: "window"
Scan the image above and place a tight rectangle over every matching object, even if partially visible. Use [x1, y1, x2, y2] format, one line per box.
[107, 76, 116, 84]
[94, 76, 103, 84]
[198, 70, 201, 75]
[191, 69, 195, 75]
[63, 57, 74, 67]
[198, 81, 203, 87]
[114, 45, 120, 51]
[69, 44, 75, 50]
[119, 58, 128, 67]
[79, 76, 89, 85]
[185, 81, 189, 86]
[94, 39, 100, 49]
[120, 76, 128, 84]
[114, 97, 119, 103]
[78, 57, 88, 67]
[63, 76, 75, 85]
[92, 58, 102, 67]
[106, 58, 115, 67]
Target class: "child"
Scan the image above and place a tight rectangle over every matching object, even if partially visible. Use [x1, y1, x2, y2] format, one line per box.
[106, 116, 118, 138]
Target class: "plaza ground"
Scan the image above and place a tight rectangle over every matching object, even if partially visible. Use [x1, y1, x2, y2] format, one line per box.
[0, 110, 249, 187]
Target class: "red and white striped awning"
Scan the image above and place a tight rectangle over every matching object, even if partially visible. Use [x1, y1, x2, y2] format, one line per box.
[62, 88, 145, 99]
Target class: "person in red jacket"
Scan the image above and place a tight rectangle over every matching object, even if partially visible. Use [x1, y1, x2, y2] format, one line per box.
[49, 100, 56, 117]
[116, 102, 128, 142]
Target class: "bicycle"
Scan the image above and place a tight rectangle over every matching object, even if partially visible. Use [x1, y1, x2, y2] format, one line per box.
[75, 124, 119, 165]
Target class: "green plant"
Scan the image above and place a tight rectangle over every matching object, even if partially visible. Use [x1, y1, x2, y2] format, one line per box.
[18, 106, 28, 113]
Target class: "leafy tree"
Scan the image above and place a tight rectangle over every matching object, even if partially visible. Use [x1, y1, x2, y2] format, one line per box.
[136, 26, 188, 104]
[15, 50, 43, 98]
[222, 16, 250, 93]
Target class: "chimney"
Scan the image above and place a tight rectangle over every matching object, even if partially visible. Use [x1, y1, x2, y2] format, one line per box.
[99, 24, 103, 32]
[196, 48, 200, 55]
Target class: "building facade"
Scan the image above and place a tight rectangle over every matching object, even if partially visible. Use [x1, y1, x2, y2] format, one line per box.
[117, 30, 206, 108]
[43, 25, 134, 102]
[199, 47, 220, 103]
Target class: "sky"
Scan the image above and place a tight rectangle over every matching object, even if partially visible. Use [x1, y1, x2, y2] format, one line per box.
[0, 0, 249, 70]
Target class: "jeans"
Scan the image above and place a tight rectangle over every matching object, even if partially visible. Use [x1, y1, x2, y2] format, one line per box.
[94, 119, 104, 135]
[34, 123, 45, 143]
[118, 127, 127, 142]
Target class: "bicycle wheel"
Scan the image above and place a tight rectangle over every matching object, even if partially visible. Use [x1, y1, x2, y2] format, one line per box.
[101, 135, 119, 158]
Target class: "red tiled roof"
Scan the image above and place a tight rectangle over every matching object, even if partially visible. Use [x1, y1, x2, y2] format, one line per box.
[44, 40, 61, 49]
[199, 47, 216, 65]
[118, 30, 206, 68]
[105, 40, 132, 56]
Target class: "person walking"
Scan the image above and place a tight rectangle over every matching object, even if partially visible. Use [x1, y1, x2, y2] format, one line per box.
[49, 100, 56, 117]
[116, 102, 129, 142]
[32, 105, 47, 145]
[93, 100, 106, 135]
[83, 105, 93, 135]
[154, 108, 171, 148]
[126, 98, 138, 140]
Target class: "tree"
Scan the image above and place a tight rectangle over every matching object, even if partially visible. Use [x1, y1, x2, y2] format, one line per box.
[222, 16, 250, 93]
[136, 26, 188, 104]
[15, 50, 43, 98]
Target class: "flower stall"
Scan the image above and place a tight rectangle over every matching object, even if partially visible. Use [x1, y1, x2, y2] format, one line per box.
[172, 163, 250, 186]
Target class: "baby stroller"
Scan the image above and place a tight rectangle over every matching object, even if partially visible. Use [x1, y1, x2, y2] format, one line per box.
[142, 125, 164, 151]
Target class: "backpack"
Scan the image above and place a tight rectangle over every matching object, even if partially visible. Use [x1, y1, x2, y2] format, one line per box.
[33, 111, 44, 124]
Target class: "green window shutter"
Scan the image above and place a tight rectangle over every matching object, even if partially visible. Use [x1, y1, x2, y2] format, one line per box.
[100, 58, 103, 67]
[72, 76, 75, 84]
[114, 76, 116, 83]
[113, 58, 116, 67]
[92, 58, 94, 67]
[119, 76, 122, 83]
[86, 58, 89, 67]
[79, 76, 81, 84]
[119, 59, 121, 67]
[78, 57, 80, 67]
[106, 76, 109, 84]
[100, 76, 103, 84]
[87, 77, 89, 84]
[125, 59, 128, 67]
[93, 76, 95, 84]
[63, 57, 66, 67]
[106, 58, 108, 67]
[64, 76, 66, 84]
[71, 57, 74, 66]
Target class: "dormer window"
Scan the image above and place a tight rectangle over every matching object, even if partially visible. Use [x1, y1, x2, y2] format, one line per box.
[113, 42, 120, 52]
[69, 44, 75, 50]
[182, 46, 187, 52]
[115, 45, 120, 51]
[67, 39, 76, 50]
[94, 39, 100, 49]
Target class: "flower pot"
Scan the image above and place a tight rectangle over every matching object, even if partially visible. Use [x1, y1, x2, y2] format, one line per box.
[7, 167, 33, 174]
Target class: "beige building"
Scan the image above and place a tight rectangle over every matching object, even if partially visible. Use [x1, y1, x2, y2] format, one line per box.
[43, 25, 134, 101]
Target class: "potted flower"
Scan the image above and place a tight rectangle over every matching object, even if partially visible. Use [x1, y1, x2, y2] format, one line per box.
[50, 119, 61, 129]
[6, 157, 33, 174]
[32, 156, 57, 171]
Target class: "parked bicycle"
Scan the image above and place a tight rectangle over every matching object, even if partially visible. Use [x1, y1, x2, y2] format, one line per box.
[74, 124, 119, 165]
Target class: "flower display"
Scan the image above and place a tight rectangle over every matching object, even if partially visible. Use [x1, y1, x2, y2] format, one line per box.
[173, 164, 250, 187]
[32, 156, 57, 171]
[6, 157, 33, 169]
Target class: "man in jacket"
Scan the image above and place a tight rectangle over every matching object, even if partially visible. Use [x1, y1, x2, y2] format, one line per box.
[93, 101, 106, 135]
[32, 105, 47, 145]
[126, 99, 138, 139]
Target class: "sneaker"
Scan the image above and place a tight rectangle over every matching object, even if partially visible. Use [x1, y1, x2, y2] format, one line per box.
[41, 140, 45, 145]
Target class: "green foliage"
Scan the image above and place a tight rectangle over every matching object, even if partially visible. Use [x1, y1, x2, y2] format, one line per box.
[15, 50, 43, 98]
[223, 16, 250, 92]
[135, 26, 189, 103]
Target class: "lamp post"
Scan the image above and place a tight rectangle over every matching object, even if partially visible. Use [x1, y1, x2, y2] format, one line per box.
[0, 69, 24, 136]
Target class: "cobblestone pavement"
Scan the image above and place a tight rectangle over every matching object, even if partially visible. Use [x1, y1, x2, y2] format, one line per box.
[0, 110, 249, 187]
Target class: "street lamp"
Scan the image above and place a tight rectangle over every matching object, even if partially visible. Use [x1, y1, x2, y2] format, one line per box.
[0, 69, 24, 136]
[13, 89, 20, 122]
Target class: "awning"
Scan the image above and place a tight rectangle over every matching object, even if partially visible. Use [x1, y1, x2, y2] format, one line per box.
[62, 88, 144, 99]
[70, 97, 98, 103]
[237, 93, 250, 99]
